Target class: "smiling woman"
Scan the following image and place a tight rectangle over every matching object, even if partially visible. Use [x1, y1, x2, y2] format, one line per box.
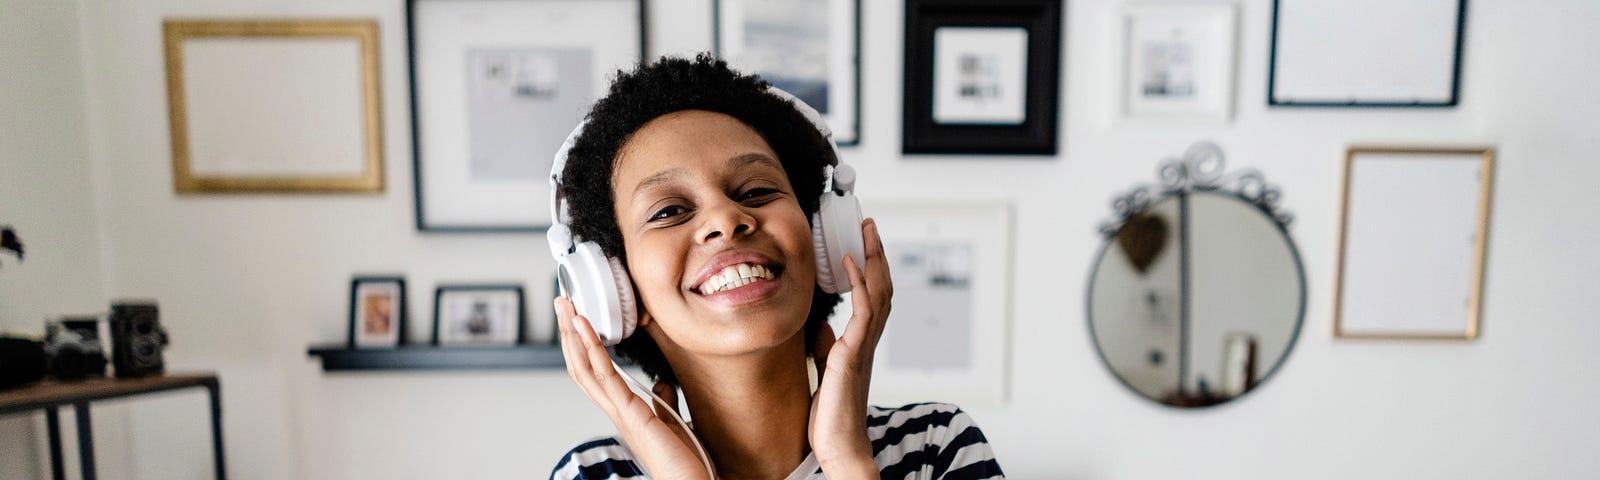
[546, 54, 1004, 480]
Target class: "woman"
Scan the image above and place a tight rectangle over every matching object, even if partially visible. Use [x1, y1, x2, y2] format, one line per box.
[550, 54, 1003, 480]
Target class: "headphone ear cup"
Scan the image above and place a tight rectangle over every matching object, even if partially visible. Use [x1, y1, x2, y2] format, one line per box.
[607, 256, 638, 340]
[813, 193, 865, 294]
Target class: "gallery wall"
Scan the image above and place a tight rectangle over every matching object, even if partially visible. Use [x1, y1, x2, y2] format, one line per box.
[3, 0, 1598, 478]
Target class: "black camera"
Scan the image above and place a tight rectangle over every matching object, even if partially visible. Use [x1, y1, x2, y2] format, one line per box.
[44, 317, 109, 380]
[110, 302, 168, 378]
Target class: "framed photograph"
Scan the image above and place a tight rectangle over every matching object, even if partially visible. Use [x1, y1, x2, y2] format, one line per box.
[1334, 147, 1494, 340]
[164, 20, 383, 194]
[834, 201, 1013, 406]
[432, 285, 526, 345]
[903, 0, 1061, 155]
[350, 276, 407, 348]
[408, 0, 645, 231]
[1121, 4, 1237, 121]
[714, 0, 860, 146]
[1268, 0, 1466, 107]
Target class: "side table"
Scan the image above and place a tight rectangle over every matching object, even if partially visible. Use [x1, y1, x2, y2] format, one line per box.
[0, 373, 225, 480]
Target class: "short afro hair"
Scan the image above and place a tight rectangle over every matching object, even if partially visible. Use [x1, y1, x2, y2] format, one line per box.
[560, 53, 842, 386]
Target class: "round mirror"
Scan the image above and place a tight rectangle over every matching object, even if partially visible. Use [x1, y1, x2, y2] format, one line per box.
[1087, 144, 1305, 408]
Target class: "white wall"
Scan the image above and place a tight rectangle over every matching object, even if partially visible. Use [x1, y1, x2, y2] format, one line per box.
[4, 0, 1598, 478]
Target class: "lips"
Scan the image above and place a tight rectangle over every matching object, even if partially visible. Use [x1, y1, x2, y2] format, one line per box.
[690, 249, 783, 295]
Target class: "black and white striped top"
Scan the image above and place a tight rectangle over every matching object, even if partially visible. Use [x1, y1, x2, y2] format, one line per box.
[550, 402, 1003, 479]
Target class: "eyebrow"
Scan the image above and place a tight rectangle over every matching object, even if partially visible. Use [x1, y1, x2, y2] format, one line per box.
[630, 152, 783, 199]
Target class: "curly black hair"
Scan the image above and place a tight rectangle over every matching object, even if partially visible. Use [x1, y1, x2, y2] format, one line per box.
[561, 53, 843, 386]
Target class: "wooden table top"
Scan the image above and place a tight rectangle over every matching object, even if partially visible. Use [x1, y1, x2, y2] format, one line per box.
[0, 372, 218, 414]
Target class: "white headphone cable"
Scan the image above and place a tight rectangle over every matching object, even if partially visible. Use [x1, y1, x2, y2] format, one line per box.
[610, 359, 717, 480]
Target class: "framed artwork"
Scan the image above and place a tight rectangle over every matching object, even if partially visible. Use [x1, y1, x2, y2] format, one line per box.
[432, 285, 526, 345]
[350, 276, 407, 348]
[1334, 147, 1495, 340]
[714, 0, 860, 146]
[1121, 4, 1237, 121]
[903, 0, 1062, 155]
[1268, 0, 1466, 107]
[408, 0, 645, 231]
[835, 201, 1014, 406]
[164, 20, 383, 194]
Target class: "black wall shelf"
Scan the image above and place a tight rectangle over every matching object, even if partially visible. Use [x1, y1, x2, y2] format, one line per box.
[307, 345, 567, 371]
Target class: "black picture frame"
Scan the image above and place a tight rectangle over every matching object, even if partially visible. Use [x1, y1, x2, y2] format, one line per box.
[712, 0, 862, 146]
[903, 0, 1062, 155]
[431, 284, 528, 346]
[1266, 0, 1466, 107]
[406, 0, 648, 232]
[349, 276, 408, 349]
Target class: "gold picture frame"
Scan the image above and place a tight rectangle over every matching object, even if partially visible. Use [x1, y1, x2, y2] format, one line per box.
[164, 20, 383, 193]
[1333, 147, 1495, 340]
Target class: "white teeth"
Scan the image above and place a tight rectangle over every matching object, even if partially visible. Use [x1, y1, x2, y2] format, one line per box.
[698, 263, 776, 294]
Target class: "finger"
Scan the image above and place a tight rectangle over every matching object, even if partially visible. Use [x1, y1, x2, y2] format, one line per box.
[813, 321, 837, 384]
[557, 298, 605, 406]
[861, 219, 894, 338]
[573, 313, 644, 419]
[839, 252, 875, 347]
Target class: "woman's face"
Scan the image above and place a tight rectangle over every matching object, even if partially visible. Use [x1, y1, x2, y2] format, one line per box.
[611, 109, 817, 358]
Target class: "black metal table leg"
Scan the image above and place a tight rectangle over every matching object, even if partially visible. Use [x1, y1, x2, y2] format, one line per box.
[72, 401, 95, 480]
[206, 379, 226, 480]
[46, 407, 64, 480]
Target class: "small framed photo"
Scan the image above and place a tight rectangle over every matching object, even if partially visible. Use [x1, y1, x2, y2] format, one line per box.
[714, 0, 860, 145]
[408, 0, 645, 231]
[903, 0, 1062, 155]
[164, 20, 384, 194]
[350, 277, 407, 348]
[1334, 147, 1494, 339]
[1268, 0, 1466, 107]
[432, 285, 526, 346]
[1121, 4, 1237, 121]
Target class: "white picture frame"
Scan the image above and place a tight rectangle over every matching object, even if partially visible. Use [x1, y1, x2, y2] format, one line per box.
[1121, 4, 1237, 122]
[1269, 0, 1465, 106]
[930, 27, 1030, 126]
[835, 201, 1013, 406]
[432, 285, 526, 346]
[408, 0, 643, 231]
[714, 0, 860, 145]
[1334, 147, 1494, 340]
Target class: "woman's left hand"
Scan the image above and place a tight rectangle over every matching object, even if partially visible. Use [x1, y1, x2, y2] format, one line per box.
[809, 218, 893, 479]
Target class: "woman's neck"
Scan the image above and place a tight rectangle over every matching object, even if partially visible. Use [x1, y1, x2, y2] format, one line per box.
[668, 336, 813, 480]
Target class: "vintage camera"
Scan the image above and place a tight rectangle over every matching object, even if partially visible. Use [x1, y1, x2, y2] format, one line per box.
[110, 301, 168, 378]
[44, 317, 109, 380]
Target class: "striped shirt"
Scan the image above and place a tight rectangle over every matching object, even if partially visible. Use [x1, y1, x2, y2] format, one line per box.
[550, 402, 1003, 479]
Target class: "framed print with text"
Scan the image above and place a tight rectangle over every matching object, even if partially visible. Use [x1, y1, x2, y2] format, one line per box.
[408, 0, 644, 231]
[715, 0, 860, 146]
[1333, 147, 1494, 340]
[165, 20, 383, 194]
[1121, 4, 1236, 121]
[903, 0, 1061, 155]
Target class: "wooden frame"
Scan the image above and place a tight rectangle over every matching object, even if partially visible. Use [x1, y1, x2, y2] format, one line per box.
[714, 0, 861, 146]
[1268, 0, 1467, 107]
[431, 285, 527, 346]
[349, 276, 407, 348]
[1333, 147, 1494, 340]
[164, 20, 383, 193]
[407, 0, 646, 232]
[902, 0, 1061, 155]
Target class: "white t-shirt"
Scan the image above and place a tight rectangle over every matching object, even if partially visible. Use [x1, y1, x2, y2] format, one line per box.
[550, 402, 1004, 479]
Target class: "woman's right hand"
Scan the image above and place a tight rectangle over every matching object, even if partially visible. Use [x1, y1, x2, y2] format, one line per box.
[556, 297, 712, 480]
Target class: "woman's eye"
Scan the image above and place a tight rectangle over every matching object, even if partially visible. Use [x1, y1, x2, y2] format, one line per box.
[740, 188, 780, 201]
[649, 205, 687, 222]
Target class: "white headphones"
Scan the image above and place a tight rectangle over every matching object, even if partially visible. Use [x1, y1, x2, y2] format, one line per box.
[546, 87, 866, 346]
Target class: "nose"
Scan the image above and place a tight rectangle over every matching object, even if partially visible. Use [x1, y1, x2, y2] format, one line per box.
[697, 200, 756, 244]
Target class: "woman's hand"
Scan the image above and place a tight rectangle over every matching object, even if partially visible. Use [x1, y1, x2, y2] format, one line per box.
[809, 218, 894, 479]
[556, 297, 711, 480]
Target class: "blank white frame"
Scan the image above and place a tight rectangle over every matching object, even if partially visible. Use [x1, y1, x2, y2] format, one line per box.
[1121, 4, 1237, 122]
[835, 201, 1013, 406]
[1334, 147, 1494, 340]
[1269, 0, 1464, 106]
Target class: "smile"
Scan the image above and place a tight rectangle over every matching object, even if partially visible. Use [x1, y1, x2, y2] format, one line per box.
[696, 263, 776, 295]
